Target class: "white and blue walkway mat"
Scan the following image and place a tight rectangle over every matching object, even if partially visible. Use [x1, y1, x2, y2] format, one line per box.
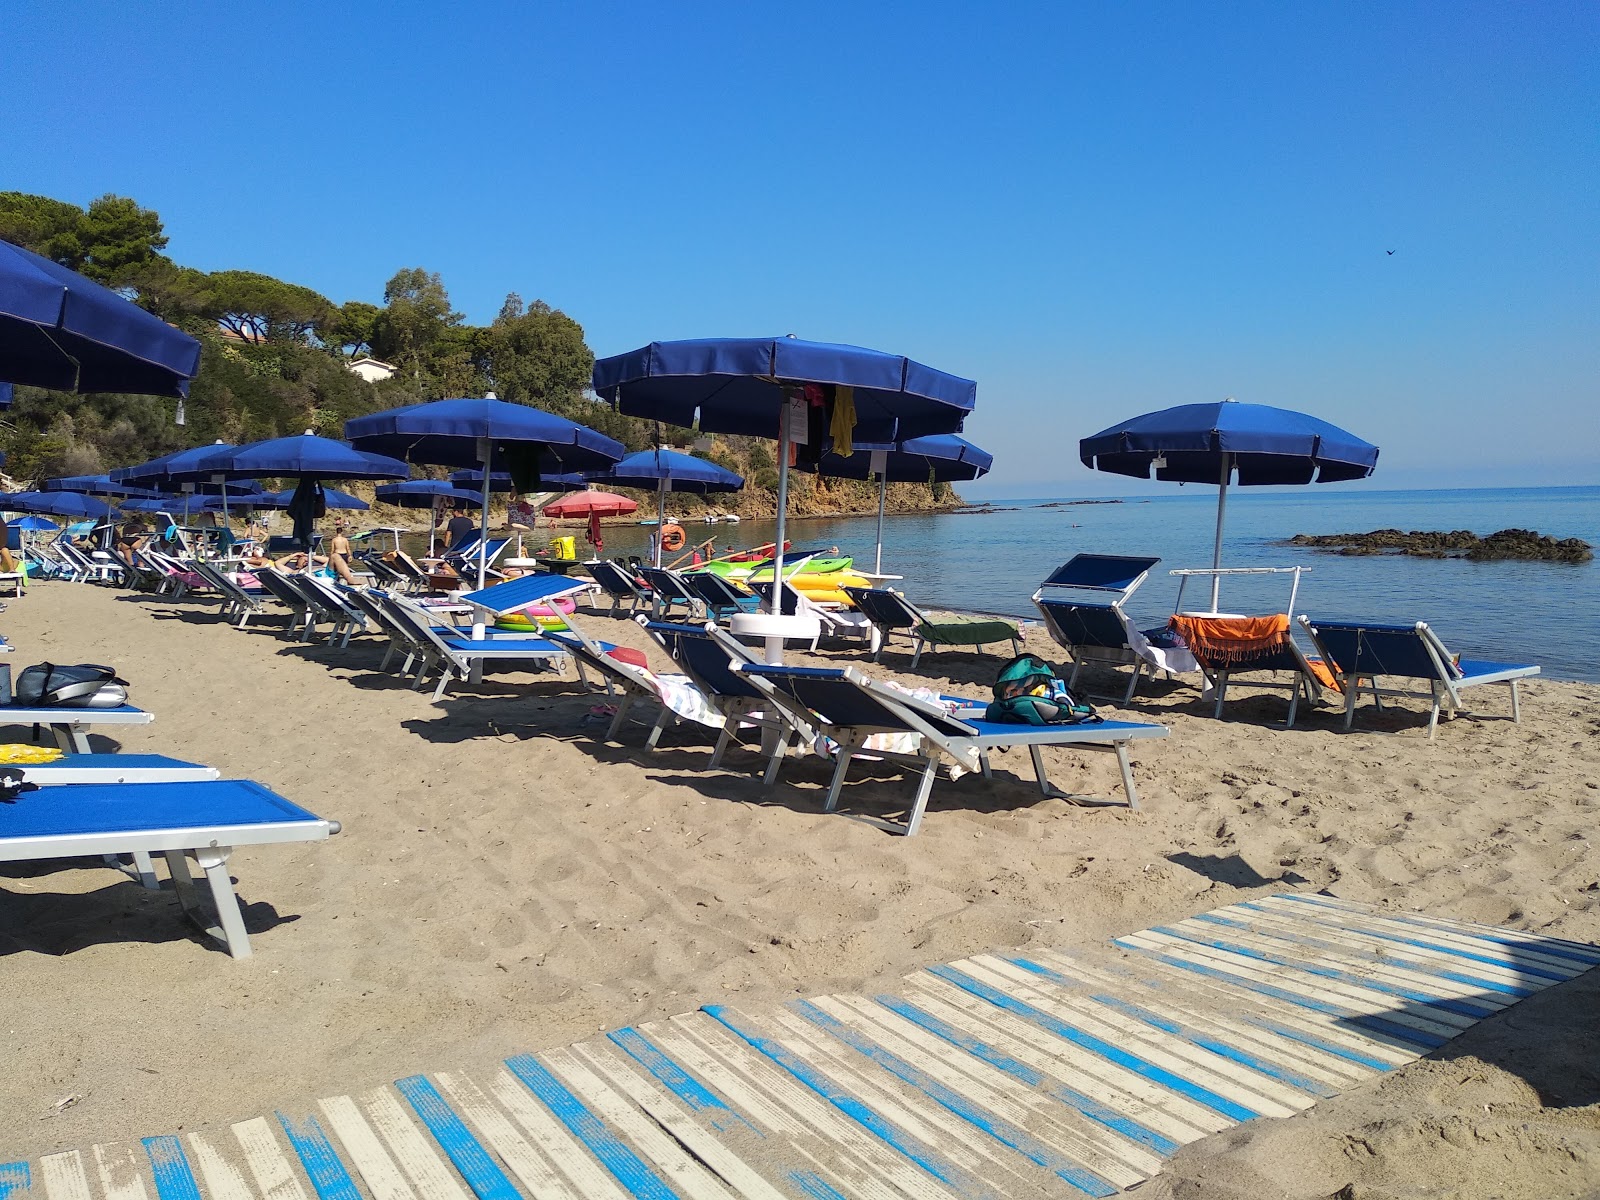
[6, 893, 1597, 1199]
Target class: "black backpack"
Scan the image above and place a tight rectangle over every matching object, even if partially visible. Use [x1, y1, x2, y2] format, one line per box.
[985, 653, 1098, 726]
[14, 663, 129, 708]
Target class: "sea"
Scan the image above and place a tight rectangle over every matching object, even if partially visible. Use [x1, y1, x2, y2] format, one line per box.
[570, 486, 1600, 683]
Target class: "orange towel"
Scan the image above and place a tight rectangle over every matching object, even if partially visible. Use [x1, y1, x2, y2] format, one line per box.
[1170, 613, 1291, 665]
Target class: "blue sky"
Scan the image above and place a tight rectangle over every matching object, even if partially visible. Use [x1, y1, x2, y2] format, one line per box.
[5, 2, 1596, 496]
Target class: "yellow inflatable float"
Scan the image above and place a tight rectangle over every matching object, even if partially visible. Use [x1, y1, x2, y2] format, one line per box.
[493, 595, 577, 633]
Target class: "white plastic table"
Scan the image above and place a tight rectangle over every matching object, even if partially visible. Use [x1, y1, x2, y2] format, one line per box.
[729, 612, 823, 665]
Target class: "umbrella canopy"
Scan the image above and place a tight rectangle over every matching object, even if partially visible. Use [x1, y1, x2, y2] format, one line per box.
[592, 337, 975, 441]
[587, 448, 744, 566]
[41, 474, 161, 498]
[542, 491, 639, 518]
[1079, 400, 1379, 485]
[346, 398, 624, 587]
[111, 442, 235, 487]
[254, 487, 369, 510]
[588, 448, 744, 495]
[117, 496, 185, 515]
[345, 398, 625, 473]
[4, 490, 108, 519]
[593, 336, 976, 594]
[812, 434, 992, 573]
[1079, 400, 1379, 609]
[448, 469, 590, 494]
[0, 238, 202, 397]
[376, 480, 483, 509]
[177, 433, 410, 483]
[11, 514, 58, 531]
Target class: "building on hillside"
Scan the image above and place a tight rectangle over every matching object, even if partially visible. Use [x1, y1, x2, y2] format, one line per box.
[346, 357, 398, 383]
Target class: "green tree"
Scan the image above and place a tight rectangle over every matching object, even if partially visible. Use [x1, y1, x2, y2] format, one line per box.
[0, 192, 87, 264]
[206, 270, 335, 344]
[374, 268, 461, 383]
[78, 194, 168, 283]
[325, 300, 382, 358]
[487, 292, 594, 410]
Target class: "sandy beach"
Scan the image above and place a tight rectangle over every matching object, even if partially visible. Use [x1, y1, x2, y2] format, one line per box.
[3, 581, 1598, 1197]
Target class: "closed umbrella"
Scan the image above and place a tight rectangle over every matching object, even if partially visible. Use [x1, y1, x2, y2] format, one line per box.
[346, 397, 624, 588]
[812, 433, 992, 574]
[1079, 399, 1378, 610]
[0, 238, 201, 396]
[586, 448, 743, 566]
[593, 336, 974, 596]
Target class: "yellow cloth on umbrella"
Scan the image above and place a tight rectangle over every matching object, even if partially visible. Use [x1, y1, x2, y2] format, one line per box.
[830, 386, 857, 456]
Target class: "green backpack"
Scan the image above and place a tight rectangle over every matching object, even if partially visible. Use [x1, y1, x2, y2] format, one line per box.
[985, 653, 1099, 726]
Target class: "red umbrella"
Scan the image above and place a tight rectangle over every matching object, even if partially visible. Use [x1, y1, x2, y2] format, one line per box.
[542, 490, 639, 517]
[543, 488, 638, 554]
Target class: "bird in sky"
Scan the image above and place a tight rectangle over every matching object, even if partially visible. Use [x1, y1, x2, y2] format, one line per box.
[1386, 249, 1395, 255]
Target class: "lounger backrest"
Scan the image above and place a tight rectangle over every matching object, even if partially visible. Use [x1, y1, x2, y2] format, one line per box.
[300, 574, 365, 623]
[253, 568, 310, 609]
[1038, 554, 1160, 595]
[1302, 620, 1441, 680]
[588, 559, 645, 598]
[392, 552, 430, 581]
[1035, 598, 1132, 650]
[461, 572, 583, 615]
[385, 596, 456, 656]
[642, 622, 762, 698]
[638, 567, 696, 602]
[841, 587, 922, 629]
[680, 572, 751, 608]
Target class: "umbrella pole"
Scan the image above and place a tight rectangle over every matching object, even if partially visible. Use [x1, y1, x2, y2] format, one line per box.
[770, 400, 792, 608]
[477, 437, 491, 591]
[1211, 452, 1230, 612]
[654, 476, 667, 568]
[874, 475, 887, 575]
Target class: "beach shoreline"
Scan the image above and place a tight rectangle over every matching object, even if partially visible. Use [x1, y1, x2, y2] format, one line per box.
[3, 583, 1598, 1195]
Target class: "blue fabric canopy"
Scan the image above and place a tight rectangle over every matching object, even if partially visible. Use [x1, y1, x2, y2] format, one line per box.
[11, 514, 58, 531]
[344, 398, 625, 473]
[3, 491, 107, 519]
[592, 337, 975, 441]
[815, 433, 993, 484]
[377, 480, 484, 509]
[0, 239, 202, 396]
[448, 469, 590, 494]
[173, 434, 411, 483]
[1078, 401, 1378, 486]
[588, 448, 744, 494]
[41, 474, 162, 498]
[111, 443, 237, 487]
[254, 487, 369, 511]
[117, 496, 185, 515]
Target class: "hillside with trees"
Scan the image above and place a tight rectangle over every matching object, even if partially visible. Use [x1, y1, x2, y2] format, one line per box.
[0, 192, 964, 518]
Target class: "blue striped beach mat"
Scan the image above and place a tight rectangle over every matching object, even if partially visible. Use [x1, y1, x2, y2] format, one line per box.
[7, 893, 1596, 1199]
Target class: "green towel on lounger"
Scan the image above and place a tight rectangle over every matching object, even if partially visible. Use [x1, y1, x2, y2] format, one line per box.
[917, 613, 1019, 647]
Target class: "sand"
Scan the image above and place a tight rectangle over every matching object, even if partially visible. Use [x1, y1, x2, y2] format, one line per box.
[2, 582, 1597, 1197]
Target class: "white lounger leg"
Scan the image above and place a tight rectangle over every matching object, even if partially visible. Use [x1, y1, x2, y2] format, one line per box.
[644, 706, 672, 750]
[904, 757, 939, 837]
[54, 722, 93, 754]
[823, 741, 855, 813]
[166, 847, 252, 959]
[606, 694, 633, 741]
[709, 720, 737, 768]
[1115, 741, 1140, 810]
[1027, 743, 1053, 797]
[1342, 675, 1358, 730]
[1509, 679, 1523, 723]
[1212, 672, 1229, 719]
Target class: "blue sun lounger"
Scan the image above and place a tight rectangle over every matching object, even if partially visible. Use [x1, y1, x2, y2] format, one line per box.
[1296, 617, 1540, 738]
[460, 572, 591, 618]
[0, 778, 340, 958]
[678, 571, 759, 621]
[384, 594, 569, 699]
[733, 662, 1167, 835]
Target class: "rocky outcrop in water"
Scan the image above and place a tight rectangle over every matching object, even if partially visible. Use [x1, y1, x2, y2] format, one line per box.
[1288, 528, 1592, 563]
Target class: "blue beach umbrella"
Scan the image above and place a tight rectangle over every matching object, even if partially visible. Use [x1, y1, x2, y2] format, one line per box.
[812, 434, 993, 574]
[586, 448, 744, 566]
[0, 239, 202, 397]
[12, 514, 58, 531]
[254, 487, 369, 511]
[1079, 399, 1379, 610]
[346, 397, 625, 587]
[593, 336, 976, 585]
[4, 491, 107, 519]
[379, 479, 484, 554]
[448, 469, 590, 494]
[176, 434, 408, 552]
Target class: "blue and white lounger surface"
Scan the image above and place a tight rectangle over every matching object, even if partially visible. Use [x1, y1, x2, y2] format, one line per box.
[1297, 617, 1539, 738]
[736, 662, 1167, 835]
[0, 704, 153, 753]
[0, 778, 340, 958]
[12, 753, 218, 785]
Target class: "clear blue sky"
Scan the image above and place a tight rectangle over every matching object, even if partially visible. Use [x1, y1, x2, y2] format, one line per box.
[5, 2, 1596, 496]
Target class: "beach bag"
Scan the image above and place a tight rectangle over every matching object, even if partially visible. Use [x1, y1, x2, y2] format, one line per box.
[985, 653, 1098, 726]
[14, 662, 129, 708]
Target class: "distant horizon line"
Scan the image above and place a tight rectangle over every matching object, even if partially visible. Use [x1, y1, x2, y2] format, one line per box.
[965, 482, 1599, 505]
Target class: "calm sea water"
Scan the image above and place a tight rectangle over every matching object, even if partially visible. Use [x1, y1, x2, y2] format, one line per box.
[576, 486, 1600, 683]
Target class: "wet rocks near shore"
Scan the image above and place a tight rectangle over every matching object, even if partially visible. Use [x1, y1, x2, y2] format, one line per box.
[1288, 527, 1593, 563]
